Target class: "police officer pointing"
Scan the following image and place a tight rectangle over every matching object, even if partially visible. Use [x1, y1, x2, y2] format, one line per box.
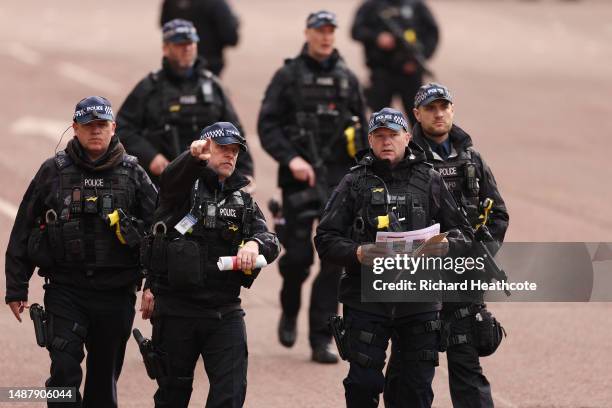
[257, 10, 367, 364]
[5, 96, 157, 407]
[385, 83, 509, 408]
[315, 108, 473, 407]
[116, 19, 253, 186]
[142, 122, 280, 407]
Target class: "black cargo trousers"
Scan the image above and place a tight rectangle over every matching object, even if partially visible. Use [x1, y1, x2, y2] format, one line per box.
[384, 302, 493, 408]
[43, 283, 136, 408]
[343, 305, 441, 408]
[278, 185, 342, 349]
[151, 309, 248, 408]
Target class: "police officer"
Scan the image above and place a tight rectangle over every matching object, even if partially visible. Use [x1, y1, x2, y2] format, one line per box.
[351, 0, 439, 126]
[314, 107, 473, 407]
[116, 19, 253, 186]
[385, 83, 509, 408]
[5, 96, 157, 407]
[257, 10, 367, 364]
[160, 0, 240, 76]
[142, 122, 280, 407]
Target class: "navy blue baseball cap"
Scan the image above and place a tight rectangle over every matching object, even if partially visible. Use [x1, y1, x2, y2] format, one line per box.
[162, 19, 200, 43]
[200, 122, 247, 152]
[306, 10, 338, 28]
[368, 108, 409, 134]
[414, 83, 453, 108]
[73, 96, 114, 124]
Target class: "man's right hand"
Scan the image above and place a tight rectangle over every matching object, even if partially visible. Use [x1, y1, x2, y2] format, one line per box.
[377, 32, 396, 50]
[190, 139, 212, 162]
[149, 154, 170, 176]
[356, 244, 395, 266]
[8, 301, 28, 323]
[288, 156, 316, 187]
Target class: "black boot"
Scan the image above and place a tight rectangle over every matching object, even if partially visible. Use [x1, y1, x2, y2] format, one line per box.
[278, 313, 297, 347]
[311, 343, 339, 364]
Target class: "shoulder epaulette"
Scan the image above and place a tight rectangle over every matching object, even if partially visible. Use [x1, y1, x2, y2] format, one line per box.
[54, 150, 73, 170]
[148, 69, 162, 83]
[121, 154, 139, 168]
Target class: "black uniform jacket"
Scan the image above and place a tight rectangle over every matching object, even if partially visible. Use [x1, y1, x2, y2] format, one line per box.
[148, 151, 279, 315]
[412, 123, 509, 243]
[314, 144, 473, 316]
[116, 57, 253, 178]
[351, 0, 439, 72]
[5, 137, 157, 303]
[257, 45, 367, 189]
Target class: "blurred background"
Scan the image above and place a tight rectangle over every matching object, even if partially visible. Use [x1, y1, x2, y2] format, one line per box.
[1, 0, 611, 406]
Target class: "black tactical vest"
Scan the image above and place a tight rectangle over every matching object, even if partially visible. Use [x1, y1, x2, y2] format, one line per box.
[350, 162, 432, 242]
[291, 57, 351, 141]
[154, 178, 256, 294]
[50, 151, 140, 272]
[152, 69, 223, 153]
[431, 148, 480, 225]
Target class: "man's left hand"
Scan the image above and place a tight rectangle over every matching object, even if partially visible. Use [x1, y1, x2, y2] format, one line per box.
[140, 289, 155, 320]
[236, 241, 259, 272]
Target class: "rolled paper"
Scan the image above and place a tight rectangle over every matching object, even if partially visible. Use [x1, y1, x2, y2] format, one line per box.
[217, 254, 268, 271]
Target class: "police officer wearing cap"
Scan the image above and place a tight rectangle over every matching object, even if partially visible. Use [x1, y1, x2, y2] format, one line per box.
[314, 107, 473, 408]
[116, 18, 254, 187]
[160, 0, 240, 76]
[384, 83, 509, 408]
[5, 96, 157, 407]
[141, 122, 280, 407]
[257, 10, 368, 364]
[351, 0, 439, 126]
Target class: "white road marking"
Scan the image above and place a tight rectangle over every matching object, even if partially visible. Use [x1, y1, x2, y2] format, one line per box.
[11, 116, 70, 142]
[437, 365, 518, 408]
[0, 197, 17, 220]
[4, 42, 42, 66]
[56, 62, 122, 94]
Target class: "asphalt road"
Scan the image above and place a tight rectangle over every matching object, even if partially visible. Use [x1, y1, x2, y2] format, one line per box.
[1, 0, 611, 407]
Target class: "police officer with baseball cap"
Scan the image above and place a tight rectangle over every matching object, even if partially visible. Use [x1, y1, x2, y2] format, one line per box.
[5, 96, 157, 407]
[141, 122, 279, 407]
[315, 107, 473, 407]
[160, 0, 240, 76]
[385, 83, 509, 408]
[116, 18, 254, 188]
[257, 9, 367, 364]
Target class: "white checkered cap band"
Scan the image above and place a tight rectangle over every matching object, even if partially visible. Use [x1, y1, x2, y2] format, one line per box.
[368, 112, 408, 132]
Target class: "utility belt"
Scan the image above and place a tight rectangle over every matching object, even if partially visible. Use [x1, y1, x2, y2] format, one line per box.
[330, 315, 441, 369]
[440, 303, 506, 356]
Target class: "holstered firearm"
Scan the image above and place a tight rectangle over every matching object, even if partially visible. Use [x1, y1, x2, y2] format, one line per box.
[132, 328, 167, 380]
[29, 303, 47, 347]
[329, 315, 348, 360]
